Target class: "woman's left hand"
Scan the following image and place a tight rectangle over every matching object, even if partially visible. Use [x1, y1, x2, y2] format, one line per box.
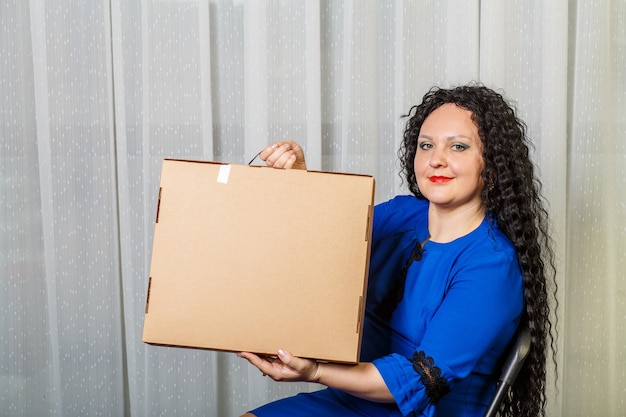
[238, 349, 320, 383]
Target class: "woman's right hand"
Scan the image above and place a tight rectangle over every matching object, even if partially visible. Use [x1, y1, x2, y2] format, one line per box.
[259, 141, 307, 170]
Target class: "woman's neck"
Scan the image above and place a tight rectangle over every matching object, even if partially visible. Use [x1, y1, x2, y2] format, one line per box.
[427, 202, 486, 243]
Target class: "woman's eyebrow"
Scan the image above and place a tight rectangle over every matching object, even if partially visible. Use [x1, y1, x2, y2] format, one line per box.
[418, 134, 475, 141]
[446, 134, 475, 141]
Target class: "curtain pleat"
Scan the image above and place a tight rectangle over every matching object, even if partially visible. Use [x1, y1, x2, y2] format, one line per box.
[564, 1, 626, 415]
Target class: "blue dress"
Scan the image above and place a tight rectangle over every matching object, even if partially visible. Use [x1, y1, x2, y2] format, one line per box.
[251, 196, 524, 417]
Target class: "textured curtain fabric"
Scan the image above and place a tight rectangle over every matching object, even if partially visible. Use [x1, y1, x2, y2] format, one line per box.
[0, 0, 624, 416]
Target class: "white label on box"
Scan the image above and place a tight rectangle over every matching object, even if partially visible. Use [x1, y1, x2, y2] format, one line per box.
[217, 164, 231, 184]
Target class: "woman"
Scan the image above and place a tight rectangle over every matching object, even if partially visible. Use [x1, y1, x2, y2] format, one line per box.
[238, 85, 557, 417]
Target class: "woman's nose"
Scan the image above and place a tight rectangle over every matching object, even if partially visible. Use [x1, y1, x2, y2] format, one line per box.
[429, 147, 446, 167]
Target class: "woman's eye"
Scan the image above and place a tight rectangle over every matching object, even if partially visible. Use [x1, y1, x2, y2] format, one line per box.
[418, 142, 433, 150]
[452, 143, 470, 151]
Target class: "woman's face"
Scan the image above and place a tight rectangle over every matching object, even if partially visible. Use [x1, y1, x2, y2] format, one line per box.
[414, 103, 485, 211]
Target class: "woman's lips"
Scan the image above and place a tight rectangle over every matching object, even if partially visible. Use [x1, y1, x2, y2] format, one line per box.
[429, 176, 453, 183]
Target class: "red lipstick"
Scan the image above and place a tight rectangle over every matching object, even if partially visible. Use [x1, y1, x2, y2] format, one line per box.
[429, 176, 453, 183]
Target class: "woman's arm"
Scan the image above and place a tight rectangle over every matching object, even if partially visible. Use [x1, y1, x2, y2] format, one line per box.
[237, 349, 395, 403]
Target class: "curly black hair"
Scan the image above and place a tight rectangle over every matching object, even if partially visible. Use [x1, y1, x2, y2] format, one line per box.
[398, 84, 558, 417]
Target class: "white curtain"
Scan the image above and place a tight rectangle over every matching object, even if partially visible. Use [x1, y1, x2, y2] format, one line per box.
[1, 0, 624, 416]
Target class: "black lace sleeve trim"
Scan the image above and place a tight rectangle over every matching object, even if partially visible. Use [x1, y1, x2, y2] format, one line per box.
[411, 351, 451, 405]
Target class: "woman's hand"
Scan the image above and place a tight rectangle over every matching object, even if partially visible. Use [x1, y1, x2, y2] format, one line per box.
[259, 141, 307, 170]
[238, 349, 320, 382]
[238, 349, 394, 402]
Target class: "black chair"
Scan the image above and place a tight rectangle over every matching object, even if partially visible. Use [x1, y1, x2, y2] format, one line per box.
[483, 324, 532, 417]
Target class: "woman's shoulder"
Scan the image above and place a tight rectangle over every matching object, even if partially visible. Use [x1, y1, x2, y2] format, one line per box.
[449, 218, 519, 269]
[376, 195, 428, 216]
[482, 217, 517, 255]
[374, 195, 428, 237]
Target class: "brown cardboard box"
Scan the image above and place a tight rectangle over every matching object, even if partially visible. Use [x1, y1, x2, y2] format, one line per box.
[142, 159, 375, 363]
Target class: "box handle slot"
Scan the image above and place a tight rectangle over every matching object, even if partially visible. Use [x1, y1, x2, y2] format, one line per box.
[155, 188, 162, 223]
[145, 277, 152, 314]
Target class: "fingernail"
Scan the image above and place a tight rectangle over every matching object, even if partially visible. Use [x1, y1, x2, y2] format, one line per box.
[277, 349, 286, 357]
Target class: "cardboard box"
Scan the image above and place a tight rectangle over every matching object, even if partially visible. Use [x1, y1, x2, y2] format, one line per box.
[142, 159, 375, 363]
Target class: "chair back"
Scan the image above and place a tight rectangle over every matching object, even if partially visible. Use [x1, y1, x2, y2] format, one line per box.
[482, 324, 532, 417]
